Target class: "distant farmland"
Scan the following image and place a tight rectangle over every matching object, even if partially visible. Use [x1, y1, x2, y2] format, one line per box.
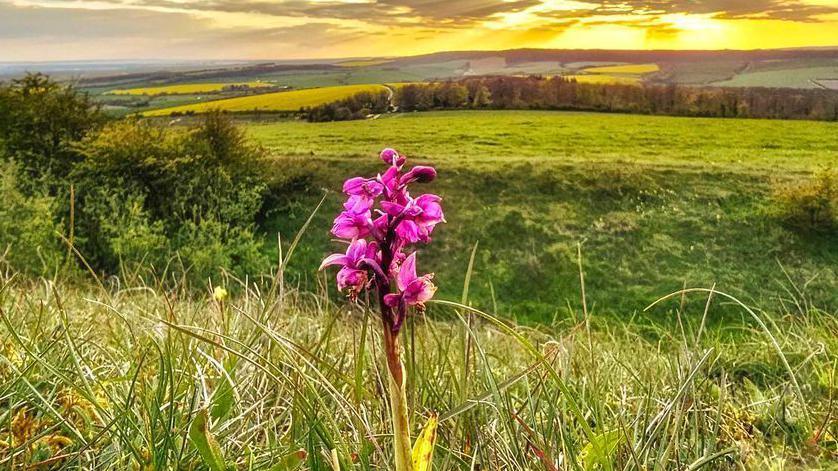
[711, 66, 838, 89]
[109, 81, 275, 96]
[583, 63, 660, 74]
[564, 74, 641, 85]
[143, 84, 388, 116]
[562, 63, 658, 85]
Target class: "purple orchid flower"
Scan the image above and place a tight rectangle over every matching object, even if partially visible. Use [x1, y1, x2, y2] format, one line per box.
[384, 252, 437, 308]
[343, 177, 384, 211]
[331, 208, 373, 239]
[381, 194, 445, 244]
[321, 147, 443, 333]
[319, 238, 381, 297]
[321, 147, 443, 470]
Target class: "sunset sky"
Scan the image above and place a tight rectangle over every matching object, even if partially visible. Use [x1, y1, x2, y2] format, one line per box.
[1, 0, 837, 61]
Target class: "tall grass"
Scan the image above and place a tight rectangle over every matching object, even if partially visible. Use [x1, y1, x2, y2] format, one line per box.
[0, 245, 835, 469]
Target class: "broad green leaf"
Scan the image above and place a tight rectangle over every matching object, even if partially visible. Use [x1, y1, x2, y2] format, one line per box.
[211, 358, 237, 420]
[412, 413, 439, 471]
[189, 409, 228, 471]
[270, 449, 307, 471]
[578, 429, 623, 470]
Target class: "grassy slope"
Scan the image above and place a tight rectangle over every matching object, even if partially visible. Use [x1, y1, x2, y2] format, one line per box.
[143, 84, 387, 116]
[250, 111, 837, 321]
[712, 66, 838, 89]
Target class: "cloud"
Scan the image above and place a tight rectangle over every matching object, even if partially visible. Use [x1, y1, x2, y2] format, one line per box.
[587, 0, 838, 22]
[21, 0, 543, 27]
[1, 0, 836, 61]
[0, 1, 207, 39]
[0, 1, 378, 60]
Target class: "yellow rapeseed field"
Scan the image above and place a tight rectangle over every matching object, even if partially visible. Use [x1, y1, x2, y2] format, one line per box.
[564, 74, 641, 85]
[109, 82, 275, 96]
[583, 63, 660, 74]
[143, 84, 388, 116]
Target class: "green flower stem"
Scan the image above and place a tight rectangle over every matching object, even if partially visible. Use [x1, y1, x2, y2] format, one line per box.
[383, 325, 412, 471]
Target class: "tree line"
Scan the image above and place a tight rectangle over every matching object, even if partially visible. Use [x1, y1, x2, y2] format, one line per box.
[302, 90, 390, 122]
[304, 76, 838, 122]
[393, 76, 838, 121]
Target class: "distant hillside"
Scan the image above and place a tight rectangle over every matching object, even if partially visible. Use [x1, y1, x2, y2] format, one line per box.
[388, 47, 838, 66]
[10, 47, 833, 115]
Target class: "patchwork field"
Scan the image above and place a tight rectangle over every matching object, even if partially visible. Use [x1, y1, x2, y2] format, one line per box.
[250, 110, 837, 321]
[108, 81, 275, 95]
[143, 84, 387, 116]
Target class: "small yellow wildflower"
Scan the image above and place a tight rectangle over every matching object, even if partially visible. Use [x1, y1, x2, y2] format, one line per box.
[213, 286, 229, 302]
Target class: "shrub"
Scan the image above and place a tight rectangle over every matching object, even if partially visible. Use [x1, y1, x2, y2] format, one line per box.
[173, 219, 266, 285]
[72, 184, 168, 274]
[72, 113, 268, 282]
[0, 161, 64, 276]
[0, 73, 103, 191]
[773, 168, 836, 232]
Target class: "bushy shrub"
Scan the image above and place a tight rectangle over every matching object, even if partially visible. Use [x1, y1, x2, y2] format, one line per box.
[72, 184, 168, 274]
[773, 168, 836, 232]
[0, 73, 103, 191]
[0, 161, 64, 275]
[173, 219, 266, 284]
[0, 76, 270, 285]
[72, 113, 268, 282]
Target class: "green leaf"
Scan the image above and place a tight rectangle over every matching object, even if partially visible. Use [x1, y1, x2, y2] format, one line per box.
[578, 429, 623, 470]
[211, 358, 237, 420]
[189, 409, 228, 471]
[412, 413, 439, 471]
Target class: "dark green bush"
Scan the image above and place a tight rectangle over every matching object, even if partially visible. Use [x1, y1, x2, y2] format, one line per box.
[72, 113, 268, 283]
[773, 168, 836, 232]
[0, 73, 103, 191]
[0, 161, 64, 276]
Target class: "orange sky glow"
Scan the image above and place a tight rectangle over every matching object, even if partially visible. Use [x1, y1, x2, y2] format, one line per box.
[0, 0, 836, 61]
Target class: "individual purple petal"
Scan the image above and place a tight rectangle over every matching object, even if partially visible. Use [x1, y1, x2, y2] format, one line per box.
[346, 238, 369, 263]
[402, 274, 436, 305]
[331, 210, 372, 239]
[372, 213, 389, 238]
[344, 177, 384, 198]
[319, 253, 348, 271]
[380, 201, 405, 217]
[394, 219, 422, 244]
[396, 252, 418, 291]
[380, 166, 400, 192]
[342, 177, 367, 195]
[343, 195, 373, 212]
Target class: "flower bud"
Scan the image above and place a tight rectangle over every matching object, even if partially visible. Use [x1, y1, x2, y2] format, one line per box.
[400, 166, 436, 185]
[380, 148, 406, 167]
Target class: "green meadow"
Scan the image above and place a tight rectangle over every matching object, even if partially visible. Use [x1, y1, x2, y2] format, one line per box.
[3, 93, 837, 468]
[251, 111, 838, 320]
